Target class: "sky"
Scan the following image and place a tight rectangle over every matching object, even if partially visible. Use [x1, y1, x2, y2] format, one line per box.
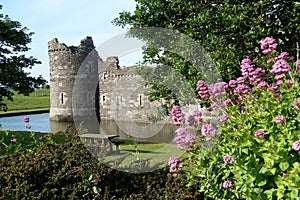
[1, 0, 138, 82]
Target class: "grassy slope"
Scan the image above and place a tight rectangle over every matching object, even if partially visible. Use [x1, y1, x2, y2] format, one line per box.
[0, 88, 50, 114]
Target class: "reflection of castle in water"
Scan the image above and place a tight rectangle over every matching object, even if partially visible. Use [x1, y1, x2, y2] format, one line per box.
[48, 36, 161, 123]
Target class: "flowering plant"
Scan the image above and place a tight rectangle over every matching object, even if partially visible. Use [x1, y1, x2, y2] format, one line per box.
[169, 37, 300, 199]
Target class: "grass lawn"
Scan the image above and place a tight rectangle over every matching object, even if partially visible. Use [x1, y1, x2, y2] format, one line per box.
[0, 88, 50, 114]
[86, 138, 183, 171]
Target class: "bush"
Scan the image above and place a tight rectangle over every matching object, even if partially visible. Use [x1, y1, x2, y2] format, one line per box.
[169, 37, 300, 199]
[0, 133, 203, 199]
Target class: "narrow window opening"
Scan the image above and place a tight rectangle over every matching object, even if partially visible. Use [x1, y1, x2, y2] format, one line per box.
[139, 95, 142, 106]
[103, 72, 108, 79]
[60, 93, 64, 105]
[88, 64, 92, 73]
[103, 95, 106, 102]
[118, 96, 122, 105]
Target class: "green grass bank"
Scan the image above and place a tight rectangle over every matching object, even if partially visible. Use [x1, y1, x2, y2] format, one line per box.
[0, 88, 50, 116]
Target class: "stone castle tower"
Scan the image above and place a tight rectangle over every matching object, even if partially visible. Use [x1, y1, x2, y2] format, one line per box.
[48, 37, 99, 122]
[48, 37, 165, 123]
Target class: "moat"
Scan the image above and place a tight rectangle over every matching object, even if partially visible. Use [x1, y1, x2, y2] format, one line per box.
[0, 113, 178, 143]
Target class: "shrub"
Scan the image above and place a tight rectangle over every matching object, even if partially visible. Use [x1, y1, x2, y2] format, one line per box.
[0, 133, 203, 199]
[169, 37, 300, 199]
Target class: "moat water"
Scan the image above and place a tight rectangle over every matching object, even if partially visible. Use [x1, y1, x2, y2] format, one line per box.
[0, 113, 179, 143]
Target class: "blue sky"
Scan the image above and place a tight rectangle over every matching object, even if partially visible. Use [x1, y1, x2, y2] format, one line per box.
[1, 0, 137, 82]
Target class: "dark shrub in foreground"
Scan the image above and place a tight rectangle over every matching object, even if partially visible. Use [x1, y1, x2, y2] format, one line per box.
[0, 134, 202, 199]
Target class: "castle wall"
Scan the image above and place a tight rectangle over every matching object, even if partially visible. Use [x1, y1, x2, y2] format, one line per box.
[99, 57, 161, 122]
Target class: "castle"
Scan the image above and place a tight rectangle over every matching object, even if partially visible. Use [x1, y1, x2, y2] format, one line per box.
[48, 36, 161, 123]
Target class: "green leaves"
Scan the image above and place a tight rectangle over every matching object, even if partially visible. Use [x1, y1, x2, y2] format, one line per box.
[279, 162, 289, 171]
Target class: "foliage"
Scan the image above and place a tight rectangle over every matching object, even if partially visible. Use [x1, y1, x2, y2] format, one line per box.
[0, 5, 46, 111]
[113, 0, 300, 107]
[169, 38, 300, 199]
[0, 130, 65, 156]
[0, 132, 203, 199]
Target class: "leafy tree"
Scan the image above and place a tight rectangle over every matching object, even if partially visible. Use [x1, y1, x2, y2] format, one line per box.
[113, 0, 300, 108]
[0, 5, 46, 111]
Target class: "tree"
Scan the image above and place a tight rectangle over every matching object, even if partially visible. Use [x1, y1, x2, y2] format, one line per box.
[113, 0, 300, 107]
[0, 5, 46, 111]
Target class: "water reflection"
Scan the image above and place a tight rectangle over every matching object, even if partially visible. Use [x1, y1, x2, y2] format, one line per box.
[0, 113, 180, 143]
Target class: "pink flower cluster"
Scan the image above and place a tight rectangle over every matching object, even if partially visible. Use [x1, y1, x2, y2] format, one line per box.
[173, 128, 196, 151]
[223, 155, 234, 164]
[296, 60, 300, 68]
[275, 116, 286, 124]
[171, 106, 185, 125]
[241, 58, 266, 85]
[294, 101, 300, 109]
[187, 110, 202, 127]
[224, 99, 232, 106]
[261, 37, 278, 54]
[292, 140, 300, 155]
[223, 180, 233, 188]
[270, 59, 290, 85]
[168, 156, 183, 176]
[208, 82, 229, 98]
[196, 80, 209, 99]
[218, 114, 229, 122]
[255, 130, 264, 138]
[229, 77, 244, 88]
[201, 124, 217, 141]
[233, 85, 251, 95]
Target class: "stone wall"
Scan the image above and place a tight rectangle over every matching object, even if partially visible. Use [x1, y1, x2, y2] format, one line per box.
[99, 57, 161, 122]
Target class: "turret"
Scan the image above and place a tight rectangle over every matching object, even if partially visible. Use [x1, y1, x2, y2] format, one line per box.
[48, 37, 99, 122]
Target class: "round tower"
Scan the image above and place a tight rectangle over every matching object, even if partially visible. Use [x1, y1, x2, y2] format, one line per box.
[48, 37, 98, 122]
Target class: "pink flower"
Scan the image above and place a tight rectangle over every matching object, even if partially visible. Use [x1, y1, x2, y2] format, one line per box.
[11, 138, 17, 142]
[255, 130, 264, 138]
[261, 37, 277, 54]
[223, 180, 233, 188]
[295, 60, 300, 68]
[276, 52, 289, 60]
[209, 82, 229, 98]
[173, 128, 196, 151]
[287, 79, 294, 86]
[292, 140, 300, 151]
[23, 116, 30, 123]
[168, 156, 183, 173]
[224, 99, 232, 106]
[294, 101, 300, 109]
[218, 114, 229, 122]
[234, 85, 251, 95]
[196, 80, 210, 99]
[267, 59, 273, 64]
[171, 106, 185, 126]
[237, 124, 242, 129]
[282, 173, 288, 178]
[275, 116, 286, 124]
[201, 124, 217, 137]
[257, 81, 267, 89]
[223, 155, 234, 164]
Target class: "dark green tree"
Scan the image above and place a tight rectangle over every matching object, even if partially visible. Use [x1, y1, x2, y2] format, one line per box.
[0, 5, 46, 111]
[113, 0, 300, 108]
